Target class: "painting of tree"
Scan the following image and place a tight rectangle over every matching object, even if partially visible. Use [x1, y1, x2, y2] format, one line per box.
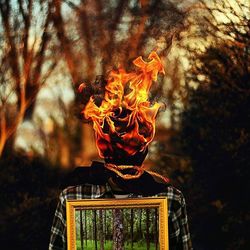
[75, 208, 160, 250]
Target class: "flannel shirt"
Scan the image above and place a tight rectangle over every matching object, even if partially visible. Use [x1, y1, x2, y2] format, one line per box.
[49, 182, 192, 250]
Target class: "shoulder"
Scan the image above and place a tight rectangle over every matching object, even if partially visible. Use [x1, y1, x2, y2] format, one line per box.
[58, 183, 111, 205]
[154, 185, 186, 212]
[156, 184, 185, 201]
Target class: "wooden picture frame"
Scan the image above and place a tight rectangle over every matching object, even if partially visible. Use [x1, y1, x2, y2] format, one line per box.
[66, 197, 168, 250]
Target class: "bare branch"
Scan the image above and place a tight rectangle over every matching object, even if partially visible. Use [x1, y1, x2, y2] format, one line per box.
[52, 0, 78, 83]
[32, 12, 51, 86]
[17, 0, 33, 61]
[0, 0, 21, 87]
[76, 3, 95, 79]
[40, 61, 57, 86]
[105, 0, 128, 69]
[0, 0, 57, 155]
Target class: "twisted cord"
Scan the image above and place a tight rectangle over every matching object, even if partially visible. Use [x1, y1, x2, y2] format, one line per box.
[104, 163, 170, 183]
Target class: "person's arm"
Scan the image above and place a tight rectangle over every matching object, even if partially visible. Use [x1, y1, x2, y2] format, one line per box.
[177, 193, 193, 250]
[167, 187, 193, 250]
[49, 191, 67, 250]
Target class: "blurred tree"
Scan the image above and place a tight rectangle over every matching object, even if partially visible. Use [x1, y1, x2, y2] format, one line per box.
[147, 56, 192, 190]
[179, 0, 250, 249]
[51, 0, 187, 82]
[0, 0, 58, 156]
[49, 0, 189, 164]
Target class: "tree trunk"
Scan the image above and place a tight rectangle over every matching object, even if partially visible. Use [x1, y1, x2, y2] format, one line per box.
[80, 210, 84, 250]
[23, 86, 38, 120]
[99, 209, 104, 250]
[89, 211, 92, 243]
[154, 208, 158, 250]
[104, 209, 106, 244]
[85, 210, 88, 246]
[130, 209, 134, 249]
[1, 133, 15, 157]
[139, 209, 142, 239]
[112, 209, 124, 250]
[80, 124, 97, 165]
[93, 210, 98, 250]
[57, 129, 70, 168]
[146, 209, 150, 250]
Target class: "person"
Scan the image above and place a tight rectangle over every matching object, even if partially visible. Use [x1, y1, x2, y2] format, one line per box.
[49, 52, 193, 249]
[49, 155, 192, 250]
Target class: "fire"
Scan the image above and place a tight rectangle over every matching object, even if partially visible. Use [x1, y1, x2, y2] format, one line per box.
[82, 51, 165, 160]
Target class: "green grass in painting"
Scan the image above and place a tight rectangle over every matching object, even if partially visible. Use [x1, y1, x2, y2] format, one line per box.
[76, 240, 158, 250]
[76, 240, 111, 250]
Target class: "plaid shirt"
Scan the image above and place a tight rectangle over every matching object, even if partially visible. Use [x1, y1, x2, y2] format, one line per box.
[49, 182, 192, 250]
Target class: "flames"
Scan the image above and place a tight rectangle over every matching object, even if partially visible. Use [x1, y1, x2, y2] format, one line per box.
[81, 51, 165, 159]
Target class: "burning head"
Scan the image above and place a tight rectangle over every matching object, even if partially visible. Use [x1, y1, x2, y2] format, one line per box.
[80, 52, 165, 165]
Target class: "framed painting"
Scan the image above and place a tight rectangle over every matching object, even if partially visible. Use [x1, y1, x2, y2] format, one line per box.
[66, 197, 168, 250]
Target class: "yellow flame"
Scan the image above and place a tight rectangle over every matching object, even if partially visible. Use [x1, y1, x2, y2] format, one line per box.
[83, 51, 165, 158]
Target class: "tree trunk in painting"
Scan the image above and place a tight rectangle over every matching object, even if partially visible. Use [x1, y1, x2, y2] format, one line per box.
[80, 210, 84, 250]
[99, 209, 105, 250]
[89, 212, 92, 243]
[112, 209, 124, 250]
[93, 210, 98, 250]
[154, 208, 158, 250]
[85, 210, 88, 246]
[130, 209, 134, 249]
[106, 210, 110, 241]
[104, 209, 106, 244]
[139, 209, 142, 239]
[146, 209, 150, 250]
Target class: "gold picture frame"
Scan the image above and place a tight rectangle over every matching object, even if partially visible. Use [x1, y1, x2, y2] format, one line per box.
[66, 197, 168, 250]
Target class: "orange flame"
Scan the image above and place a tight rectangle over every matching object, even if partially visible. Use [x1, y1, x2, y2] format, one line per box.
[82, 51, 165, 159]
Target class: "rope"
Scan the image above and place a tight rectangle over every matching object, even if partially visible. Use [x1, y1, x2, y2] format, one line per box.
[104, 163, 170, 183]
